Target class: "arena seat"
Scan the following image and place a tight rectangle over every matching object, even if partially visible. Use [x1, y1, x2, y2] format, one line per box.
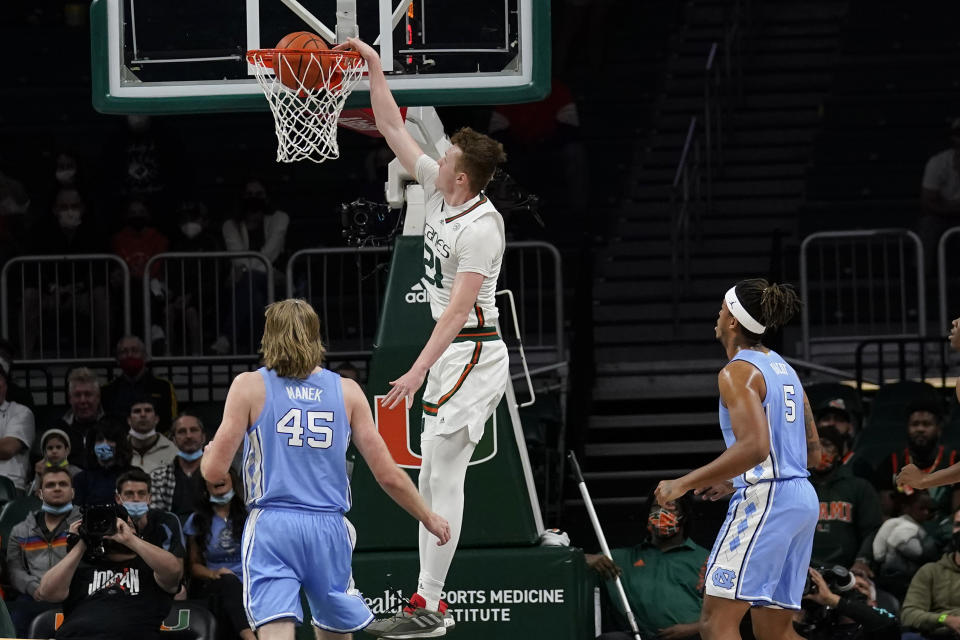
[29, 602, 217, 639]
[0, 495, 41, 558]
[0, 476, 18, 507]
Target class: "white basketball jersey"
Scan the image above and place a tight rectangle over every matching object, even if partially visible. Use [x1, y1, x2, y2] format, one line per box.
[416, 155, 505, 326]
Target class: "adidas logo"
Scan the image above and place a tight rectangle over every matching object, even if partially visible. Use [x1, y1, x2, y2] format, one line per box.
[405, 282, 429, 304]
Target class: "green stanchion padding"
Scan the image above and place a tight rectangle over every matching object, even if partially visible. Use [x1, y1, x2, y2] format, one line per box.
[295, 546, 593, 640]
[347, 235, 540, 550]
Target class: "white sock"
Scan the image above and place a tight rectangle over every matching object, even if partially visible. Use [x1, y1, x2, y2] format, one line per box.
[417, 429, 476, 612]
[417, 573, 445, 612]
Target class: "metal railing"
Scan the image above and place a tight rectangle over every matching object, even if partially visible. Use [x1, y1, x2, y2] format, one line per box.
[143, 252, 275, 360]
[1, 254, 131, 364]
[937, 226, 960, 333]
[669, 2, 747, 328]
[285, 247, 392, 359]
[800, 229, 926, 361]
[285, 242, 566, 365]
[670, 117, 702, 329]
[855, 337, 950, 393]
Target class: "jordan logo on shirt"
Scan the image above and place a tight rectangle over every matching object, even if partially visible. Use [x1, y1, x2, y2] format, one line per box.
[88, 568, 141, 595]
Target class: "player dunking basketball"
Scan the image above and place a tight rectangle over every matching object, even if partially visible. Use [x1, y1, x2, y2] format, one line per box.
[201, 299, 450, 640]
[338, 38, 510, 638]
[655, 279, 821, 640]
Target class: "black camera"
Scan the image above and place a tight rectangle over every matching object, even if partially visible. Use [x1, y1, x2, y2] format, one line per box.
[803, 565, 857, 596]
[340, 198, 399, 247]
[74, 503, 128, 557]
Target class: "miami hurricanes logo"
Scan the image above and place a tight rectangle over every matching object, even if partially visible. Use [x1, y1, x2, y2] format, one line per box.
[374, 395, 498, 469]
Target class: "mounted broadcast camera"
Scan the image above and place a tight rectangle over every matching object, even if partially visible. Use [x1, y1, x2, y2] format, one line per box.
[340, 198, 400, 247]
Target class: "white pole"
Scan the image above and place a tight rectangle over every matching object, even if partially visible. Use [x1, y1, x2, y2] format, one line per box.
[568, 451, 643, 640]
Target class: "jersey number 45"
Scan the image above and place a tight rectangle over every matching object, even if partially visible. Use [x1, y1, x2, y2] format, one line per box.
[276, 408, 334, 448]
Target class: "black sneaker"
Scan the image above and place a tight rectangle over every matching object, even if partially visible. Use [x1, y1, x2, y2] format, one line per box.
[364, 593, 447, 638]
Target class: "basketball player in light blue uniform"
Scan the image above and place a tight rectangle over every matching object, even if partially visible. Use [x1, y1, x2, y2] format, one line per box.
[202, 299, 450, 640]
[656, 279, 821, 640]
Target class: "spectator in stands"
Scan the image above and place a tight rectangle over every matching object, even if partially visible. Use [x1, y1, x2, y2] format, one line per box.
[815, 398, 857, 464]
[22, 187, 109, 358]
[6, 466, 80, 636]
[0, 168, 30, 267]
[920, 118, 960, 270]
[873, 490, 940, 601]
[586, 492, 707, 640]
[901, 506, 960, 639]
[29, 428, 82, 494]
[211, 180, 289, 355]
[114, 114, 176, 210]
[36, 469, 182, 640]
[0, 362, 35, 491]
[163, 199, 221, 356]
[810, 425, 883, 575]
[0, 338, 33, 409]
[125, 397, 176, 475]
[183, 468, 253, 640]
[872, 399, 959, 520]
[149, 413, 205, 520]
[110, 198, 170, 347]
[72, 422, 133, 506]
[57, 367, 107, 468]
[101, 335, 178, 430]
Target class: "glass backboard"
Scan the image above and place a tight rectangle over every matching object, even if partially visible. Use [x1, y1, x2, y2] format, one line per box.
[90, 0, 550, 114]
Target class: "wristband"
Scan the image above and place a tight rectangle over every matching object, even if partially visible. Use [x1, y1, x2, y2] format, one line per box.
[939, 613, 949, 624]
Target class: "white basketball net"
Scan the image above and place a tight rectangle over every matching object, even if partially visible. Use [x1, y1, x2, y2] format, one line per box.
[248, 50, 366, 163]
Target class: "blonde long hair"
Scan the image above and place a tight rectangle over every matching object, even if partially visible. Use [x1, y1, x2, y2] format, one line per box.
[260, 299, 325, 379]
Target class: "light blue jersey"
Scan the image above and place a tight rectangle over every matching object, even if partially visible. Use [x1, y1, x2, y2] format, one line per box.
[243, 367, 351, 513]
[706, 347, 818, 610]
[719, 348, 809, 489]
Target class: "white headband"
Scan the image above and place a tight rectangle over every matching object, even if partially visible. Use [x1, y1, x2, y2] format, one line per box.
[725, 286, 766, 335]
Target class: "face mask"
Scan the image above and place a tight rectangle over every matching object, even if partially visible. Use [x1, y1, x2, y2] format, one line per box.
[177, 448, 203, 462]
[953, 531, 960, 550]
[56, 207, 82, 230]
[129, 428, 157, 441]
[814, 451, 838, 473]
[55, 169, 76, 184]
[42, 501, 73, 515]
[118, 356, 144, 377]
[45, 459, 69, 468]
[180, 222, 203, 239]
[129, 217, 148, 231]
[209, 489, 235, 505]
[94, 443, 115, 462]
[123, 501, 149, 518]
[647, 507, 681, 539]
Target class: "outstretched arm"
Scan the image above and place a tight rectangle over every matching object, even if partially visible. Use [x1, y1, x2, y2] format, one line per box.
[345, 378, 451, 545]
[337, 38, 423, 175]
[383, 271, 484, 409]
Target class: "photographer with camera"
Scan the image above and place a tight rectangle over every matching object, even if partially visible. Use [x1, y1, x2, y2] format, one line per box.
[798, 565, 899, 640]
[35, 469, 183, 639]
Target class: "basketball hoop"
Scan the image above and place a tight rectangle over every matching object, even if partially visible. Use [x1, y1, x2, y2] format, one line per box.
[246, 49, 365, 163]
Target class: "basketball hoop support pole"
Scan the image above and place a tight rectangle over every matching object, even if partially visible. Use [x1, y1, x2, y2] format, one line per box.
[278, 0, 358, 43]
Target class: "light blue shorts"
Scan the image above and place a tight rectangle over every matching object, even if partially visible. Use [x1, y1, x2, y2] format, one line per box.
[704, 477, 818, 609]
[241, 508, 373, 631]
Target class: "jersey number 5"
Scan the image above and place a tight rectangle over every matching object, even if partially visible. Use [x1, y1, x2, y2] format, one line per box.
[276, 408, 334, 448]
[783, 385, 797, 423]
[423, 244, 443, 288]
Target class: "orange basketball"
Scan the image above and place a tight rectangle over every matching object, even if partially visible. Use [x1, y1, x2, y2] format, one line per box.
[272, 31, 331, 92]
